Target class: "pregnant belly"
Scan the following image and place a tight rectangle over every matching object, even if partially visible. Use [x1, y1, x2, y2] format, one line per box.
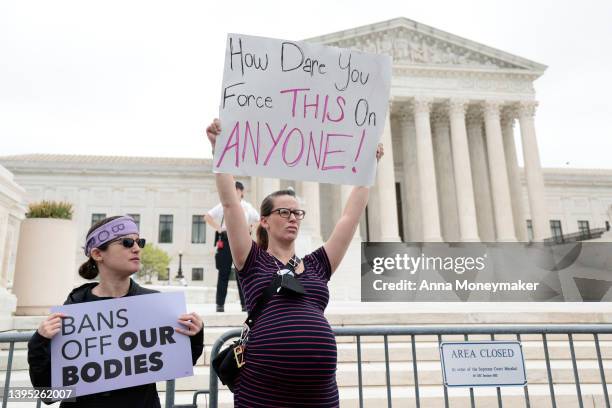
[244, 305, 337, 375]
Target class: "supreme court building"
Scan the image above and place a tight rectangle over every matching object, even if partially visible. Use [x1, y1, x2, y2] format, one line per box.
[1, 18, 611, 302]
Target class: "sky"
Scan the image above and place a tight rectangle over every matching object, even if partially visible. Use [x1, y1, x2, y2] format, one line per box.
[1, 0, 611, 169]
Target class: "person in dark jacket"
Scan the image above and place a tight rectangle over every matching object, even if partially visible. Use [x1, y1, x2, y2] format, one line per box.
[27, 215, 204, 407]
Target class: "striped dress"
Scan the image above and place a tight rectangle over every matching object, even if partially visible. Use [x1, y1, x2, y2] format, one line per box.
[234, 242, 339, 408]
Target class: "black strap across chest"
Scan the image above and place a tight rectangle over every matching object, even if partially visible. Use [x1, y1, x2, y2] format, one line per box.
[243, 254, 301, 329]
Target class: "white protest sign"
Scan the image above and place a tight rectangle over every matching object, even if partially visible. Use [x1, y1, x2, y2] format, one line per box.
[214, 33, 392, 186]
[440, 341, 527, 387]
[51, 292, 193, 397]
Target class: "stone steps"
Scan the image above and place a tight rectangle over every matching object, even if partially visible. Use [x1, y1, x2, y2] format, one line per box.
[9, 301, 612, 333]
[6, 338, 612, 370]
[158, 359, 612, 390]
[8, 326, 610, 352]
[5, 358, 612, 390]
[4, 384, 610, 408]
[5, 303, 612, 407]
[163, 383, 612, 408]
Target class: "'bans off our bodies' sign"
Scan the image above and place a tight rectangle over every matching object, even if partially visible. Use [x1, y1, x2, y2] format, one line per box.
[214, 34, 392, 186]
[51, 292, 193, 397]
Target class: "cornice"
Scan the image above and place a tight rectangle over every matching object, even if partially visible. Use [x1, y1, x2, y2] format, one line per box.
[0, 155, 214, 180]
[305, 17, 547, 74]
[392, 64, 541, 80]
[520, 168, 612, 189]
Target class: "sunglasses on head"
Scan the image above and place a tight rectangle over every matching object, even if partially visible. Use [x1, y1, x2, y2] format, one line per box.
[112, 237, 146, 249]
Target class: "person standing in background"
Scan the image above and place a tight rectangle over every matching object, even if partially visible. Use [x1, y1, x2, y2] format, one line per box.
[205, 181, 259, 312]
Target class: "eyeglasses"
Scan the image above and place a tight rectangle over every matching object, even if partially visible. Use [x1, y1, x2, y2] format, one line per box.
[111, 237, 146, 249]
[270, 208, 306, 220]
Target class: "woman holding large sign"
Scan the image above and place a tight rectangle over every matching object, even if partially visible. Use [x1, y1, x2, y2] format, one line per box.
[27, 215, 204, 407]
[207, 119, 383, 407]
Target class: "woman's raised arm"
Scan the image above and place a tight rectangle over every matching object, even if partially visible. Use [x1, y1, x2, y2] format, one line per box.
[206, 119, 253, 270]
[323, 144, 384, 274]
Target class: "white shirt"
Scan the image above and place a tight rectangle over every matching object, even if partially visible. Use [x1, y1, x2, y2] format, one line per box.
[207, 199, 260, 231]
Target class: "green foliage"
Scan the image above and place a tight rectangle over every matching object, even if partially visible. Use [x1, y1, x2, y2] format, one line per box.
[139, 243, 171, 284]
[26, 201, 73, 220]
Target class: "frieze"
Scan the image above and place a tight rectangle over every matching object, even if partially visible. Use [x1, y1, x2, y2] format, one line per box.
[328, 27, 524, 70]
[393, 73, 534, 94]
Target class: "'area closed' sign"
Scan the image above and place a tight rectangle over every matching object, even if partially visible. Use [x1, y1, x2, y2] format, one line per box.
[439, 341, 527, 387]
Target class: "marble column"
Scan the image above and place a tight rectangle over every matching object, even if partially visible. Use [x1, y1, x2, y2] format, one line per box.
[413, 97, 442, 242]
[340, 185, 364, 242]
[398, 107, 423, 242]
[0, 209, 8, 287]
[366, 181, 381, 241]
[257, 177, 280, 205]
[432, 107, 460, 242]
[501, 108, 528, 241]
[0, 164, 26, 329]
[298, 181, 323, 245]
[448, 99, 480, 242]
[483, 101, 516, 241]
[466, 108, 496, 242]
[375, 108, 401, 242]
[518, 101, 549, 241]
[328, 185, 363, 300]
[0, 216, 18, 330]
[2, 219, 17, 287]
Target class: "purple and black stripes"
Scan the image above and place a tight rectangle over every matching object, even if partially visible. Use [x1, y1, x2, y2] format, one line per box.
[234, 242, 339, 408]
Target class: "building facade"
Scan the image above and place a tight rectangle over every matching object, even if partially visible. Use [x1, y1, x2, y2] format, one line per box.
[1, 18, 611, 298]
[0, 156, 224, 288]
[1, 154, 611, 288]
[0, 164, 27, 329]
[310, 18, 551, 244]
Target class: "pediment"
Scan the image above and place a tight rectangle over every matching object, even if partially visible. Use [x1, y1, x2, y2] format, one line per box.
[305, 18, 546, 73]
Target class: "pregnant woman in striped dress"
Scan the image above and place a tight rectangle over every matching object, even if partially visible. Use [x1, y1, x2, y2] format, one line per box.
[206, 119, 383, 408]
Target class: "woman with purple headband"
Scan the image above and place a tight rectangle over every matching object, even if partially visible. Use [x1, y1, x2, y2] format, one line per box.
[206, 119, 383, 408]
[27, 215, 204, 407]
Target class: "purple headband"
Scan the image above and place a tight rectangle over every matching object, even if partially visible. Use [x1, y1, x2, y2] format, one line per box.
[84, 216, 139, 257]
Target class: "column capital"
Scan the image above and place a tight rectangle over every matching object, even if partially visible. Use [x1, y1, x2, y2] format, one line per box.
[431, 107, 448, 126]
[413, 97, 433, 114]
[482, 100, 502, 117]
[518, 100, 539, 118]
[447, 98, 469, 116]
[465, 105, 482, 126]
[500, 107, 517, 127]
[394, 101, 414, 124]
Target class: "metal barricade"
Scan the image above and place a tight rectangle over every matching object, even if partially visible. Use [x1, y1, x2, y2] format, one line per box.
[208, 325, 612, 408]
[1, 332, 40, 408]
[5, 325, 612, 407]
[0, 331, 209, 408]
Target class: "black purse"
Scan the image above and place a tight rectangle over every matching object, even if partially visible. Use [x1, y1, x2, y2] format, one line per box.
[211, 339, 245, 392]
[211, 255, 304, 392]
